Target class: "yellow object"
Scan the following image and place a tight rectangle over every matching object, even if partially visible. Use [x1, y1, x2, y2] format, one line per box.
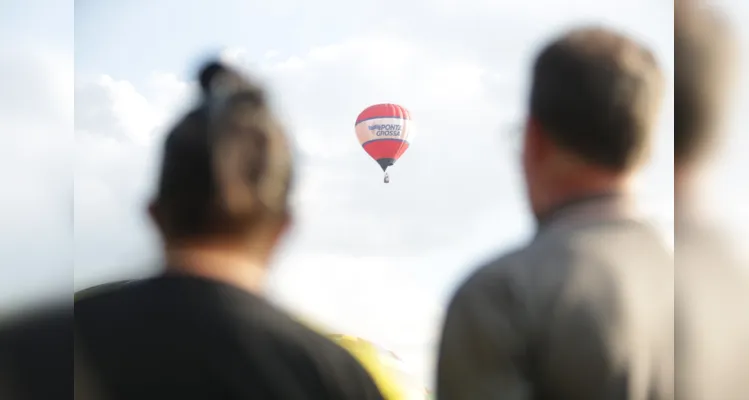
[326, 334, 407, 400]
[294, 316, 425, 399]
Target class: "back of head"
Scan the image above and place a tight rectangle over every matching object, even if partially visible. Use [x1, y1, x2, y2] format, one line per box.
[530, 26, 664, 171]
[674, 0, 736, 166]
[152, 60, 294, 242]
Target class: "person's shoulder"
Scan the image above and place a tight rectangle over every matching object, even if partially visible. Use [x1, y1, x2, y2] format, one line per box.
[75, 279, 154, 321]
[0, 302, 72, 371]
[464, 247, 528, 287]
[74, 277, 383, 398]
[310, 338, 386, 399]
[538, 214, 669, 253]
[75, 280, 138, 302]
[235, 306, 385, 399]
[0, 300, 72, 399]
[147, 281, 384, 399]
[446, 238, 575, 318]
[448, 247, 529, 310]
[0, 301, 72, 341]
[477, 247, 528, 275]
[266, 314, 382, 373]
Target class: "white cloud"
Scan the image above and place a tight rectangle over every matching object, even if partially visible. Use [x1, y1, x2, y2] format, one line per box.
[73, 73, 183, 290]
[0, 46, 74, 311]
[215, 34, 528, 264]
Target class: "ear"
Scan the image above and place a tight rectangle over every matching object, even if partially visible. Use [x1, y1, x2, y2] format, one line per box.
[268, 212, 292, 248]
[523, 117, 540, 162]
[524, 118, 552, 162]
[279, 212, 292, 237]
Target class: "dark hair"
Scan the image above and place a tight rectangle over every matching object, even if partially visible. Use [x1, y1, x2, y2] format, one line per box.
[674, 0, 734, 164]
[529, 26, 664, 171]
[152, 60, 294, 241]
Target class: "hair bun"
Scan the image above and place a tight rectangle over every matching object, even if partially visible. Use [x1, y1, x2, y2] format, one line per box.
[198, 60, 229, 95]
[197, 59, 265, 105]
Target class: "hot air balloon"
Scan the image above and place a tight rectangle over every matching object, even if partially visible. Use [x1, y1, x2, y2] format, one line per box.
[355, 103, 412, 183]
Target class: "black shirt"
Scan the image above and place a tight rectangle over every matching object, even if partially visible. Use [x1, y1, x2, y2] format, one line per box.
[74, 275, 385, 400]
[0, 303, 73, 400]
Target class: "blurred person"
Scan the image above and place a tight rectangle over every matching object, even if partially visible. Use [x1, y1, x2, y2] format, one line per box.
[436, 27, 673, 399]
[0, 303, 72, 400]
[674, 1, 749, 399]
[74, 60, 384, 400]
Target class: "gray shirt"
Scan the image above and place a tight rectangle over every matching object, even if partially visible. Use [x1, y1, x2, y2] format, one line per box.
[437, 196, 674, 400]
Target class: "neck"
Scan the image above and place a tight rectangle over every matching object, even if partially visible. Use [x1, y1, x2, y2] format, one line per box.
[536, 170, 631, 219]
[164, 243, 269, 295]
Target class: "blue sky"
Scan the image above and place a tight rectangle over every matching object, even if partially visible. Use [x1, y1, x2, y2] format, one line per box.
[9, 0, 749, 391]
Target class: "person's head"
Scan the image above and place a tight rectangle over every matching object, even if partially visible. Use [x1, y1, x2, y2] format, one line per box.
[523, 26, 665, 218]
[149, 60, 294, 261]
[674, 0, 737, 195]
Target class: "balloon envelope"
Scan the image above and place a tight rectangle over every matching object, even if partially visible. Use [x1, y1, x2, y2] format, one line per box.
[355, 103, 412, 172]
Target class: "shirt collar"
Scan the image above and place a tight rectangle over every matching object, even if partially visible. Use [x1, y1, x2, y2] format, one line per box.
[536, 192, 637, 232]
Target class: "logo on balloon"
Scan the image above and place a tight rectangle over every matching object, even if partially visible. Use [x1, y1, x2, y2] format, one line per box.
[369, 123, 402, 137]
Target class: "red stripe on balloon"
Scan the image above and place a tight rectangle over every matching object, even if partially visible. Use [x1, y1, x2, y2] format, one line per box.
[362, 139, 409, 161]
[355, 104, 411, 125]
